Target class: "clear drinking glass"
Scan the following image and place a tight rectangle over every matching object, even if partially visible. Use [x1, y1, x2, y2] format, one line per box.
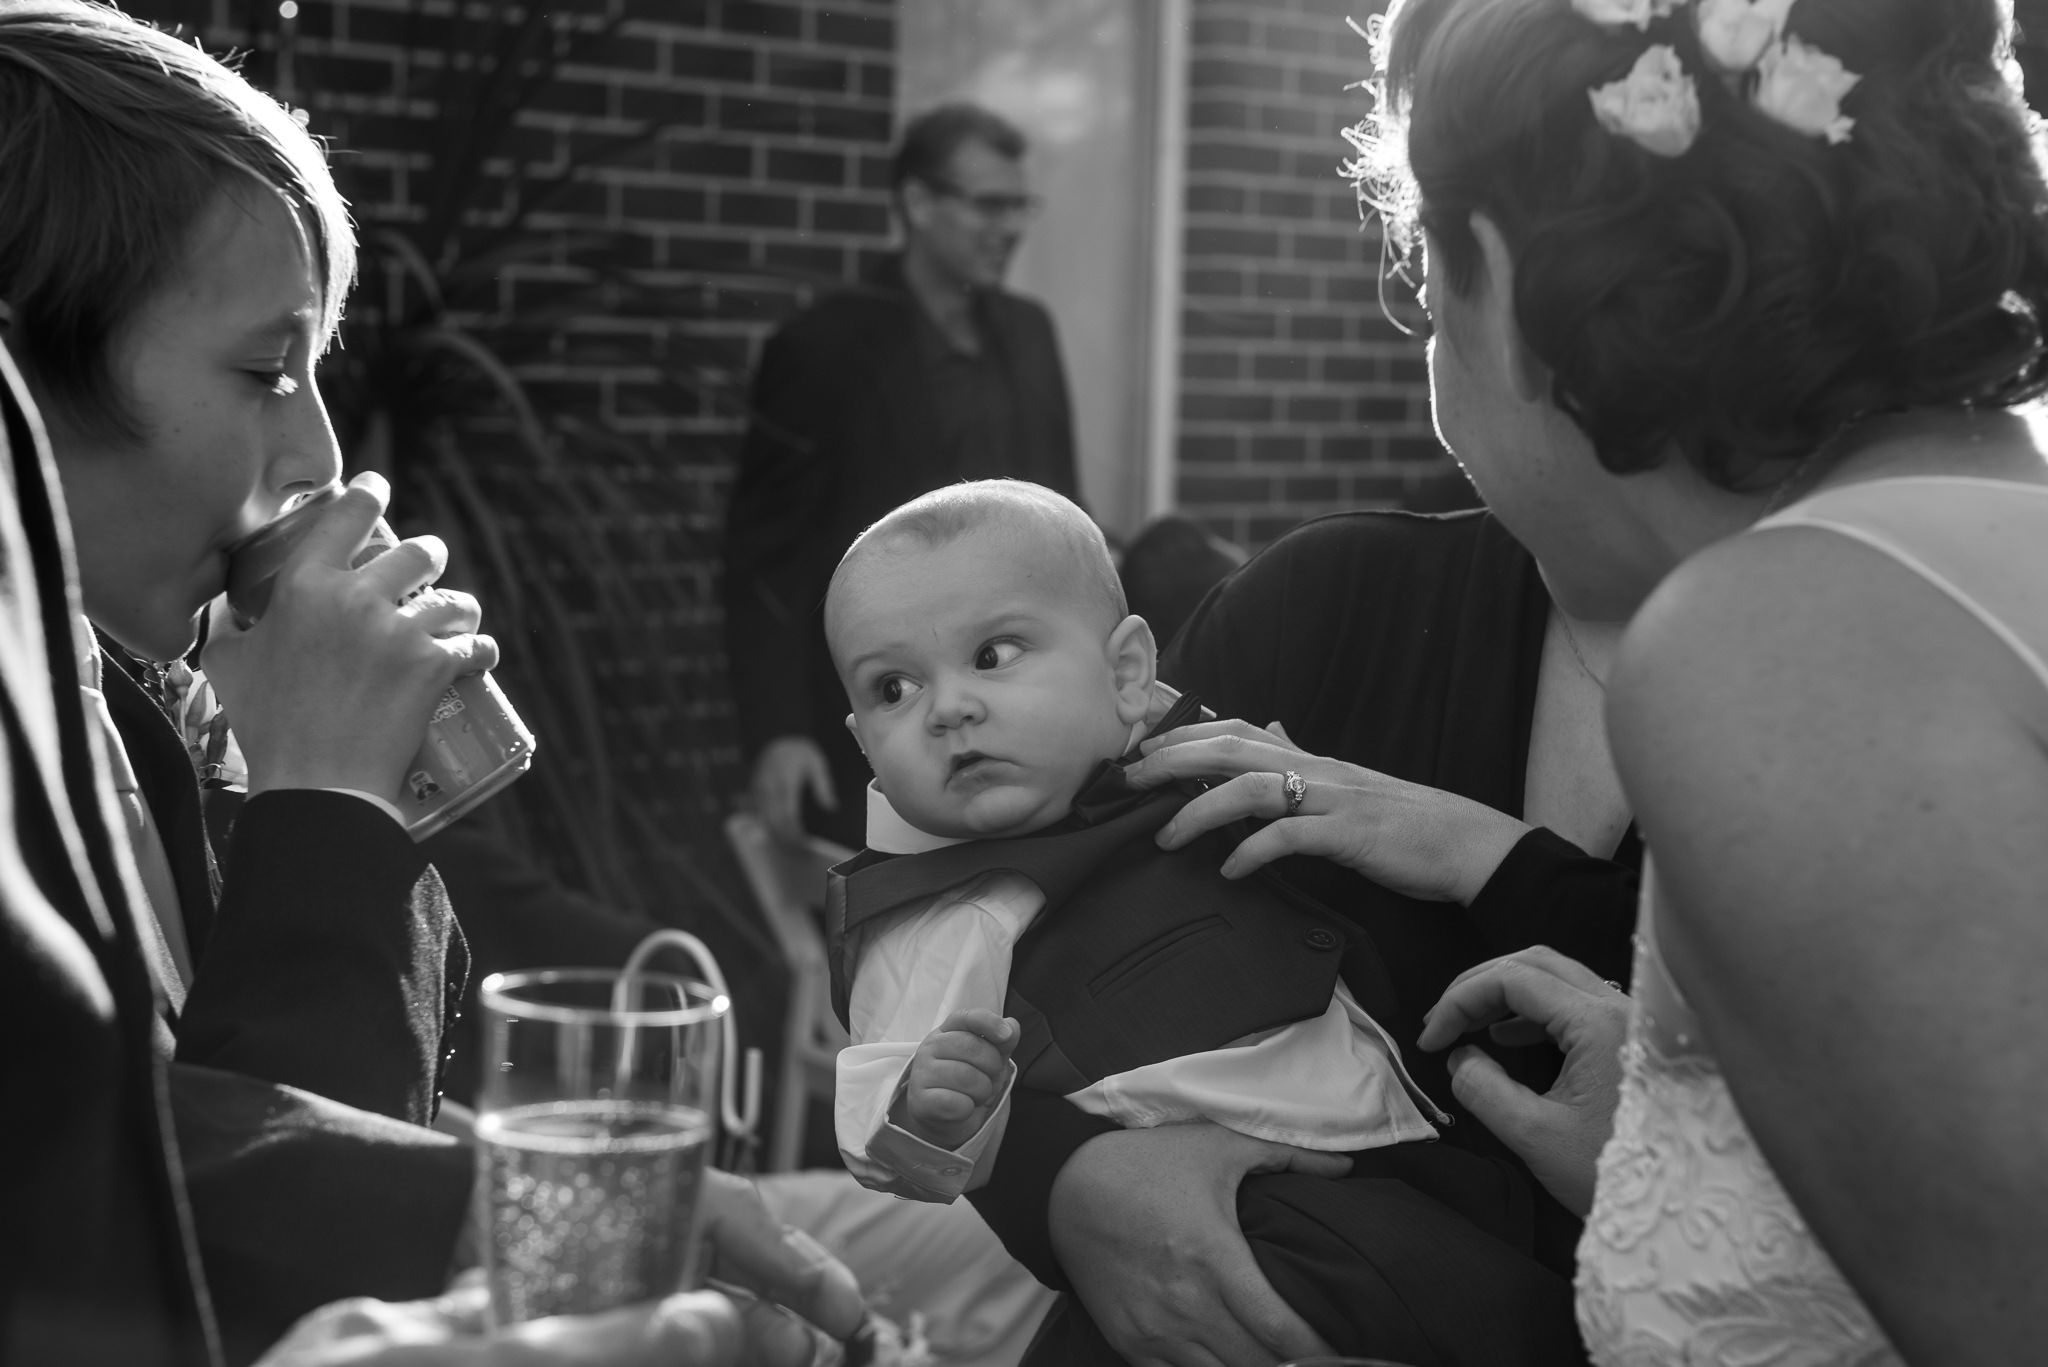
[474, 968, 725, 1326]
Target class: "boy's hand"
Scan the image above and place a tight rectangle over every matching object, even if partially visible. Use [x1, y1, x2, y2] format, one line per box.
[895, 1009, 1018, 1150]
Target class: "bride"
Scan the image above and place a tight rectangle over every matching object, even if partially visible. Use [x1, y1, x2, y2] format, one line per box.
[1358, 0, 2048, 1360]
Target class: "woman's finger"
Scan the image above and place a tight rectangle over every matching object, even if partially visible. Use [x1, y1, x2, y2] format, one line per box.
[1487, 1016, 1553, 1048]
[1155, 771, 1297, 848]
[697, 1172, 865, 1340]
[1419, 953, 1605, 1051]
[1515, 944, 1626, 995]
[1213, 816, 1325, 880]
[1442, 944, 1618, 999]
[1137, 716, 1270, 750]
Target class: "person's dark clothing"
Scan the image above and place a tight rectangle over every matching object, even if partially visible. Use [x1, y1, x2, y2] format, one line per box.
[1117, 514, 1246, 653]
[0, 344, 476, 1366]
[104, 656, 467, 1125]
[722, 256, 1077, 847]
[0, 341, 218, 1367]
[967, 509, 1640, 1365]
[102, 656, 480, 1361]
[421, 818, 660, 1107]
[1027, 1144, 1586, 1367]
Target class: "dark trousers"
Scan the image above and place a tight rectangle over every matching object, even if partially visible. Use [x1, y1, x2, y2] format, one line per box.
[1021, 1141, 1588, 1367]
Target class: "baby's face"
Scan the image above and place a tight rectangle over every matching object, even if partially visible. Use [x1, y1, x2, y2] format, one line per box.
[833, 532, 1140, 840]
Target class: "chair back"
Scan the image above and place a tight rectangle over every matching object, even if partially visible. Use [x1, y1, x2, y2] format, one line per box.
[723, 811, 853, 1171]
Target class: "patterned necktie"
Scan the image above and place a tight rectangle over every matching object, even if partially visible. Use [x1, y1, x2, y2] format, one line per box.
[82, 644, 191, 1005]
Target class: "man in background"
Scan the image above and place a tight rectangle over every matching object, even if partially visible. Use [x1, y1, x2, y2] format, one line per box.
[722, 103, 1079, 848]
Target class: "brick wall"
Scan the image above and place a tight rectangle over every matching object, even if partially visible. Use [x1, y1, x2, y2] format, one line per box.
[1174, 0, 1457, 547]
[113, 0, 1457, 868]
[124, 0, 902, 914]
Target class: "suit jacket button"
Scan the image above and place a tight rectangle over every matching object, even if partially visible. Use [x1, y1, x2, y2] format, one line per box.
[1304, 928, 1340, 951]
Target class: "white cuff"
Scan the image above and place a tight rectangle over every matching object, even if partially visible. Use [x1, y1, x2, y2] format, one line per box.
[861, 1063, 1017, 1202]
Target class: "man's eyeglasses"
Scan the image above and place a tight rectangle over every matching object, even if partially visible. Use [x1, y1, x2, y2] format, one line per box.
[1378, 230, 1432, 341]
[922, 178, 1043, 223]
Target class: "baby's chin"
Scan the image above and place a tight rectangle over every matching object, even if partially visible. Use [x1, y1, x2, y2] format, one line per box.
[928, 786, 1073, 841]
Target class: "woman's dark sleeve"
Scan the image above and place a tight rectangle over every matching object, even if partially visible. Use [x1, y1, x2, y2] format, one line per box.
[1465, 827, 1638, 985]
[963, 1089, 1119, 1290]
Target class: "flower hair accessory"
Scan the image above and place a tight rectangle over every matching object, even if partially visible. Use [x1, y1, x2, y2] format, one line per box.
[1573, 0, 1861, 147]
[1573, 0, 1684, 29]
[1589, 44, 1702, 157]
[1696, 0, 1795, 73]
[1754, 34, 1860, 143]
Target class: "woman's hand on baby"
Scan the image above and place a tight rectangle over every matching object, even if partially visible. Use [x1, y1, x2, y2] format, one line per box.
[1417, 945, 1629, 1217]
[1048, 1122, 1349, 1367]
[1125, 717, 1531, 905]
[896, 1008, 1017, 1150]
[203, 472, 499, 801]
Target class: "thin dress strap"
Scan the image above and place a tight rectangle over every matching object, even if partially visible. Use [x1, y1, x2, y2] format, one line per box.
[1753, 476, 2048, 697]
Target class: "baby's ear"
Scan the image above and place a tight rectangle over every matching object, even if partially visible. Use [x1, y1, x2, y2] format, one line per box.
[1107, 614, 1158, 725]
[843, 712, 865, 757]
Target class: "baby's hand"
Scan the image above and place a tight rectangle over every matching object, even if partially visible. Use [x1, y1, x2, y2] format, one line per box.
[894, 1009, 1019, 1151]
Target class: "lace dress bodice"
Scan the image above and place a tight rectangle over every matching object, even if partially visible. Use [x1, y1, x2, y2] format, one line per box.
[1574, 914, 1906, 1367]
[1575, 476, 2048, 1367]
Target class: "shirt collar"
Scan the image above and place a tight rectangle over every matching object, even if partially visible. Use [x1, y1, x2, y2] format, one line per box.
[862, 717, 1152, 854]
[864, 782, 969, 855]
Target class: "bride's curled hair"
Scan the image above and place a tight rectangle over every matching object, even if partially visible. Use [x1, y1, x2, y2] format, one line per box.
[1352, 0, 2048, 489]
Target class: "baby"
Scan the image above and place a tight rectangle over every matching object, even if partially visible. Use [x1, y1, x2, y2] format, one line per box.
[823, 480, 1441, 1201]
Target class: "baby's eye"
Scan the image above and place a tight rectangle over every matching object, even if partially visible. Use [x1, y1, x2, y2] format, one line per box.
[974, 640, 1023, 671]
[877, 675, 922, 706]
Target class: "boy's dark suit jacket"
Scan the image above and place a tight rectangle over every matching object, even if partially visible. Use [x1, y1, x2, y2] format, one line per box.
[108, 670, 477, 1364]
[0, 344, 474, 1367]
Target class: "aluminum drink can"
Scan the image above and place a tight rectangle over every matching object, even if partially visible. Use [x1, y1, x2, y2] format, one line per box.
[224, 485, 538, 841]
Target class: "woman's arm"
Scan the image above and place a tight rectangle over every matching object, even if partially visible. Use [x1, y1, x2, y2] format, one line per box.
[1466, 828, 1638, 984]
[1126, 717, 1533, 906]
[1609, 528, 2048, 1364]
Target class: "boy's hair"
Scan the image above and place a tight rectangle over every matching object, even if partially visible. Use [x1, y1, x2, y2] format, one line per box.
[891, 102, 1028, 194]
[0, 0, 355, 436]
[828, 480, 1126, 665]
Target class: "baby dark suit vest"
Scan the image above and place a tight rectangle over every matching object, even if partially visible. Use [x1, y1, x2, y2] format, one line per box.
[826, 702, 1403, 1096]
